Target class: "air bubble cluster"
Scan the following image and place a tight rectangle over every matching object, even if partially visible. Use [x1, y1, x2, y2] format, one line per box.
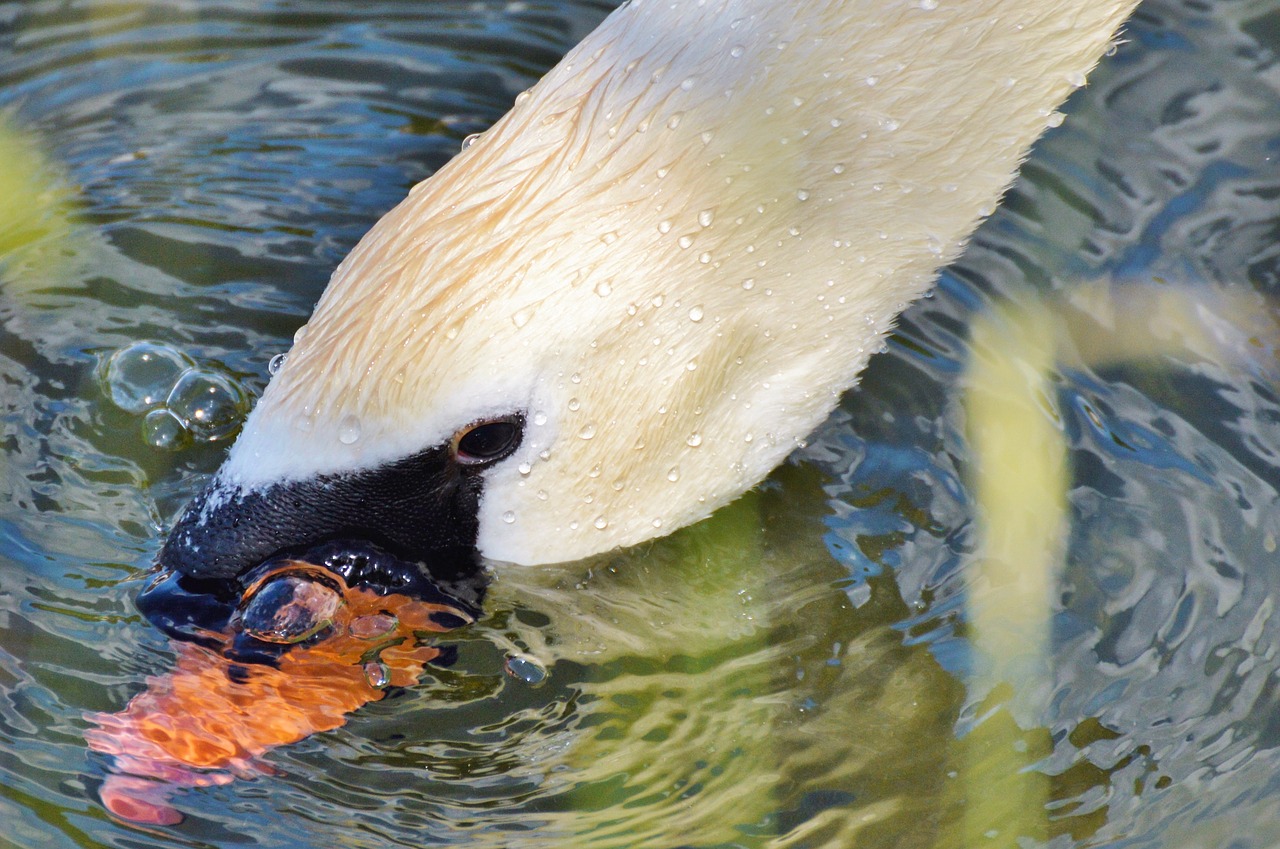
[102, 341, 249, 450]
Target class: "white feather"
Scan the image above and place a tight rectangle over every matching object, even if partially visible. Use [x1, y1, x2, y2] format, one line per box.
[222, 0, 1139, 565]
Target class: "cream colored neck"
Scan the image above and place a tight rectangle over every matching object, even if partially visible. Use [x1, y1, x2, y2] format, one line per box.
[225, 0, 1140, 565]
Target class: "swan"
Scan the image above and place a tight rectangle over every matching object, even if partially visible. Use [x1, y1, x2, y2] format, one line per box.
[159, 0, 1140, 583]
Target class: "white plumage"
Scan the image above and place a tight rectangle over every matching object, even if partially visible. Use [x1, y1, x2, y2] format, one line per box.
[220, 0, 1139, 565]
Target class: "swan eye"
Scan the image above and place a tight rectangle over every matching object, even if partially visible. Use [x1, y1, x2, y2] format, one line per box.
[453, 416, 523, 467]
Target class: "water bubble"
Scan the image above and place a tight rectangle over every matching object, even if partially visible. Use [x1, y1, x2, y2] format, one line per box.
[349, 613, 398, 640]
[268, 353, 287, 376]
[677, 235, 693, 249]
[141, 408, 188, 451]
[502, 510, 516, 523]
[578, 423, 597, 440]
[240, 573, 342, 645]
[166, 369, 247, 442]
[533, 411, 548, 426]
[505, 654, 547, 686]
[595, 280, 613, 297]
[518, 462, 532, 476]
[688, 305, 705, 322]
[667, 466, 680, 482]
[337, 414, 362, 445]
[593, 515, 608, 530]
[698, 209, 715, 227]
[364, 661, 390, 689]
[652, 518, 663, 529]
[568, 397, 581, 411]
[103, 341, 193, 414]
[742, 278, 755, 290]
[796, 189, 811, 201]
[686, 433, 703, 447]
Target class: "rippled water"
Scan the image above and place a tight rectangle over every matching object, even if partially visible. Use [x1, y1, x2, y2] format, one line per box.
[2, 0, 1280, 847]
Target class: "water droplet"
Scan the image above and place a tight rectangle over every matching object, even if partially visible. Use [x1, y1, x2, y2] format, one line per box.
[680, 76, 696, 91]
[600, 231, 619, 245]
[686, 433, 703, 448]
[167, 369, 248, 443]
[570, 372, 582, 384]
[502, 510, 516, 524]
[1046, 111, 1065, 128]
[593, 516, 608, 530]
[505, 654, 547, 686]
[103, 341, 194, 414]
[461, 132, 481, 151]
[578, 423, 597, 440]
[268, 353, 287, 376]
[698, 209, 715, 227]
[677, 235, 693, 249]
[688, 305, 705, 322]
[512, 308, 533, 328]
[667, 466, 680, 482]
[337, 414, 361, 445]
[536, 489, 548, 501]
[796, 189, 810, 201]
[518, 462, 532, 476]
[667, 114, 682, 130]
[568, 397, 581, 411]
[698, 251, 712, 264]
[1066, 70, 1087, 88]
[919, 0, 938, 8]
[658, 219, 672, 234]
[686, 360, 698, 371]
[651, 518, 663, 529]
[742, 278, 755, 290]
[533, 411, 548, 426]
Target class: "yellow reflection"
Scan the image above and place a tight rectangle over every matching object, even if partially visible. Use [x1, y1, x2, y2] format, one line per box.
[0, 113, 78, 284]
[954, 277, 1279, 848]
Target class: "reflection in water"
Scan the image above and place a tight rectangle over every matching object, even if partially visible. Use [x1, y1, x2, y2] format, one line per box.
[1, 0, 1280, 847]
[86, 560, 475, 825]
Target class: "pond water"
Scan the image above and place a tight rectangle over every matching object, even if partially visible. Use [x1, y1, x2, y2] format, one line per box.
[2, 0, 1280, 847]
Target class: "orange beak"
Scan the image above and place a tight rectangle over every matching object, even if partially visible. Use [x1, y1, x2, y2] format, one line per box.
[86, 562, 472, 825]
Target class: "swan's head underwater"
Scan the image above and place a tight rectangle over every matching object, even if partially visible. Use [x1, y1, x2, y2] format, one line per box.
[158, 0, 1140, 587]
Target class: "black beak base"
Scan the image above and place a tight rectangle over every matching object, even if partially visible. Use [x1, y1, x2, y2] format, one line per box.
[155, 443, 485, 590]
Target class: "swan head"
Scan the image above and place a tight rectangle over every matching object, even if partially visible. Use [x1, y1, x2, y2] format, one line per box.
[157, 0, 1136, 586]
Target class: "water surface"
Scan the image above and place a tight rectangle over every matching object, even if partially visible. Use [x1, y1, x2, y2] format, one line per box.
[2, 0, 1280, 847]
